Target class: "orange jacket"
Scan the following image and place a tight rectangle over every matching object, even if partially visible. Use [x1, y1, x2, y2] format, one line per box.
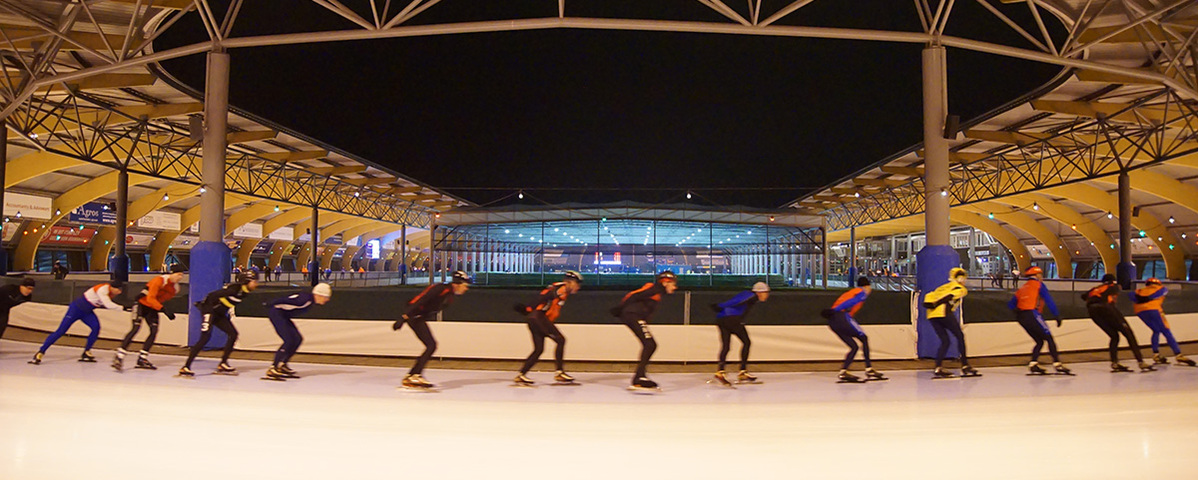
[138, 274, 178, 310]
[1132, 284, 1167, 314]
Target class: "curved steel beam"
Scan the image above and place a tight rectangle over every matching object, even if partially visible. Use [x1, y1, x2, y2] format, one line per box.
[961, 203, 1073, 278]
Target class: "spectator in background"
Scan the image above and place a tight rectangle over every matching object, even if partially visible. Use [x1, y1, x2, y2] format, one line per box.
[51, 261, 69, 280]
[274, 264, 283, 282]
[323, 267, 332, 281]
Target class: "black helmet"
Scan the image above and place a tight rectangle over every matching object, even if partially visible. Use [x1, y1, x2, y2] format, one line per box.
[236, 271, 258, 284]
[21, 277, 35, 288]
[656, 271, 677, 282]
[451, 270, 473, 284]
[856, 277, 871, 287]
[109, 280, 126, 290]
[563, 270, 583, 283]
[1101, 273, 1116, 284]
[169, 264, 187, 274]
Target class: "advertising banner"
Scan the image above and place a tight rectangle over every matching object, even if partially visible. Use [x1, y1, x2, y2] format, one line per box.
[42, 226, 97, 246]
[233, 222, 263, 239]
[68, 202, 117, 226]
[3, 192, 52, 220]
[137, 210, 181, 231]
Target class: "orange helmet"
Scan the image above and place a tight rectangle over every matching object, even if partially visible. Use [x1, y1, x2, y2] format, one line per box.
[1023, 266, 1043, 277]
[1146, 278, 1162, 285]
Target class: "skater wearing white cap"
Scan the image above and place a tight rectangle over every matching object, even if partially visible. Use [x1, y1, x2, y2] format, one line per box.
[708, 281, 770, 387]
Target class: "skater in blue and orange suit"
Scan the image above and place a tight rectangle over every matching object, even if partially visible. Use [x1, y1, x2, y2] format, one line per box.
[825, 277, 885, 383]
[30, 281, 128, 365]
[1008, 266, 1071, 374]
[1130, 278, 1196, 366]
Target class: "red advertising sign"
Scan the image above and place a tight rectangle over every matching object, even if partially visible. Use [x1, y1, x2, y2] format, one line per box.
[41, 225, 96, 246]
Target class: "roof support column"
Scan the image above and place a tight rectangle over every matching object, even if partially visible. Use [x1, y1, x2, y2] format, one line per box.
[917, 44, 959, 359]
[428, 218, 437, 285]
[0, 131, 7, 275]
[190, 50, 232, 349]
[400, 225, 407, 284]
[1117, 171, 1136, 288]
[309, 204, 319, 287]
[111, 166, 129, 281]
[848, 226, 857, 280]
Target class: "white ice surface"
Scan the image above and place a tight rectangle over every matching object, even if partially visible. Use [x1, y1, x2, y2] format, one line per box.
[2, 339, 1197, 480]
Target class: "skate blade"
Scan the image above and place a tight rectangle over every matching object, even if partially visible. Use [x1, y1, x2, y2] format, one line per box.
[551, 382, 580, 386]
[78, 359, 96, 363]
[960, 373, 983, 378]
[213, 371, 240, 376]
[398, 386, 439, 392]
[509, 383, 537, 388]
[174, 374, 196, 380]
[706, 379, 735, 389]
[836, 379, 863, 384]
[260, 376, 287, 382]
[1054, 372, 1076, 376]
[865, 377, 889, 382]
[930, 375, 958, 380]
[27, 361, 40, 365]
[626, 386, 660, 394]
[1111, 369, 1132, 373]
[1025, 372, 1048, 376]
[735, 380, 763, 385]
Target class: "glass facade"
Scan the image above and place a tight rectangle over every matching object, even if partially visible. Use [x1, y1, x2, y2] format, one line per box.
[431, 218, 825, 288]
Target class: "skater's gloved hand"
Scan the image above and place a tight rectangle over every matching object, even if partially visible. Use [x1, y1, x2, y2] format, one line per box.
[163, 308, 176, 321]
[1054, 317, 1062, 327]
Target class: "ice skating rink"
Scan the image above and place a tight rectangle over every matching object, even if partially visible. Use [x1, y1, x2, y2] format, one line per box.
[3, 339, 1196, 480]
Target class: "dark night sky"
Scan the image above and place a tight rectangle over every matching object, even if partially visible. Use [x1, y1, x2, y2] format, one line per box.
[157, 2, 1063, 208]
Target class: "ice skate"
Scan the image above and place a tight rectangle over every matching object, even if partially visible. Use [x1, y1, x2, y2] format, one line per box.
[176, 367, 195, 378]
[1110, 362, 1131, 373]
[214, 362, 239, 375]
[627, 376, 660, 393]
[736, 370, 762, 384]
[836, 370, 863, 383]
[512, 373, 536, 387]
[553, 371, 578, 385]
[261, 367, 287, 382]
[279, 364, 299, 376]
[401, 374, 435, 390]
[932, 367, 955, 379]
[1175, 354, 1196, 367]
[960, 365, 982, 377]
[1138, 361, 1157, 372]
[135, 357, 157, 370]
[1026, 362, 1047, 375]
[1153, 353, 1169, 365]
[111, 355, 124, 372]
[28, 352, 43, 365]
[78, 350, 96, 363]
[1053, 362, 1074, 376]
[864, 367, 888, 381]
[707, 371, 734, 388]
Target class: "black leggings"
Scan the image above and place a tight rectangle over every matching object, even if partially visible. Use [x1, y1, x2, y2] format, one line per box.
[184, 312, 238, 368]
[716, 316, 751, 371]
[929, 312, 968, 367]
[398, 315, 437, 375]
[119, 305, 160, 353]
[1015, 310, 1059, 363]
[829, 312, 871, 370]
[0, 311, 9, 341]
[622, 316, 657, 380]
[520, 312, 565, 374]
[1088, 304, 1144, 364]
